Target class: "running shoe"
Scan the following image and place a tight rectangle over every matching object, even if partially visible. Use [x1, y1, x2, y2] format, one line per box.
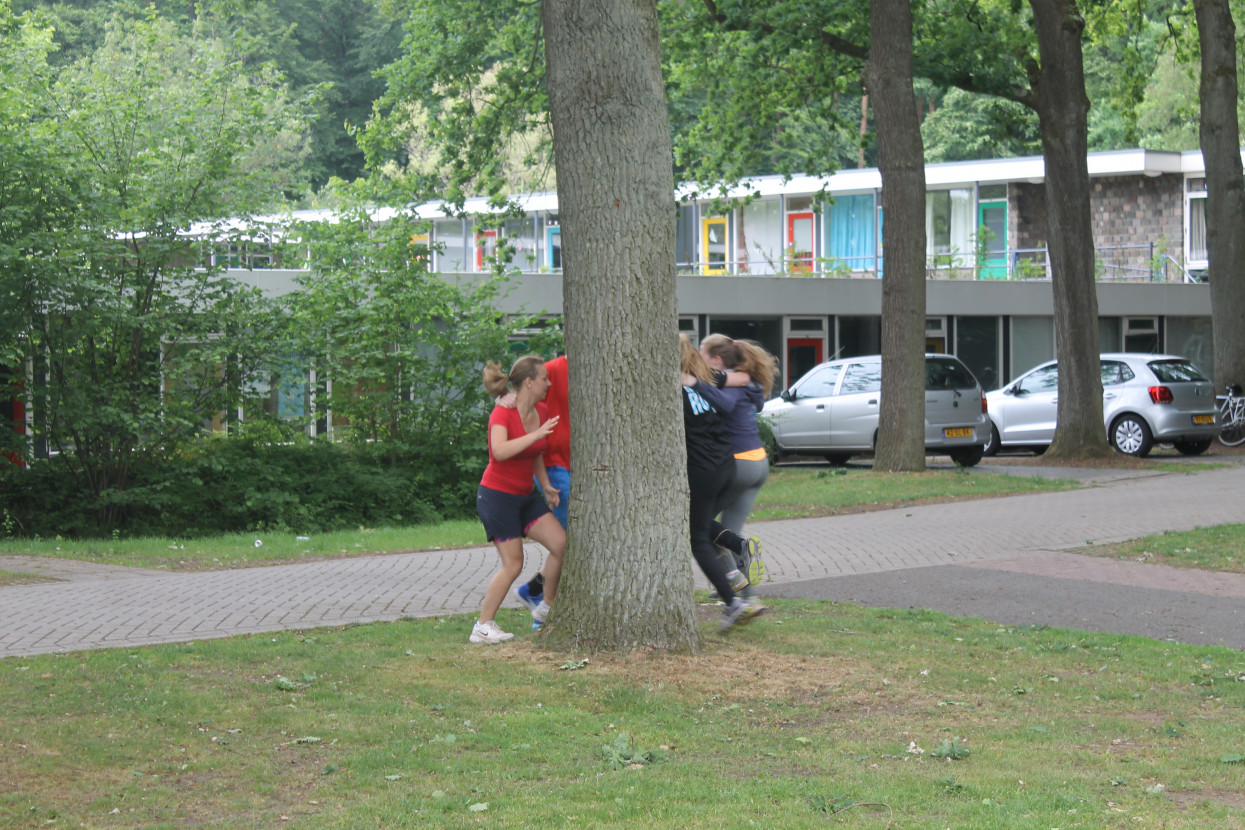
[719, 598, 767, 632]
[743, 536, 766, 586]
[469, 620, 515, 644]
[515, 582, 543, 612]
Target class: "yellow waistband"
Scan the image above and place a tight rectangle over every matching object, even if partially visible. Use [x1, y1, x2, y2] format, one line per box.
[735, 448, 768, 461]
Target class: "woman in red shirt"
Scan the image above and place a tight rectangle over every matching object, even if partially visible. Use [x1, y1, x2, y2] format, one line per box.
[471, 356, 566, 644]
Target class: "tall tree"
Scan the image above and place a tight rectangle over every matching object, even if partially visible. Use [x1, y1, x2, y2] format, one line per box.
[541, 0, 699, 649]
[1193, 0, 1245, 390]
[1025, 0, 1107, 457]
[865, 0, 928, 472]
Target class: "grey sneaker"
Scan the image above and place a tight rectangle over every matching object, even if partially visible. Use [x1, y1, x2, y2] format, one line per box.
[743, 536, 766, 586]
[726, 569, 750, 593]
[719, 598, 768, 633]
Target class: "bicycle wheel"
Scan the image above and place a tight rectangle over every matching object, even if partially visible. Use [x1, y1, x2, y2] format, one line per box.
[1219, 407, 1245, 447]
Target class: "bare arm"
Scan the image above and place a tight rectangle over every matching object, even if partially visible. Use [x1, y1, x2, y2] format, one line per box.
[490, 415, 560, 462]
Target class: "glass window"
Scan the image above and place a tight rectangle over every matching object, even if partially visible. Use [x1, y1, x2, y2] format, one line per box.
[675, 205, 697, 271]
[1098, 318, 1121, 353]
[434, 219, 468, 272]
[546, 225, 562, 270]
[1149, 359, 1209, 383]
[702, 216, 729, 273]
[840, 362, 882, 394]
[1189, 196, 1207, 261]
[838, 316, 881, 357]
[741, 199, 782, 274]
[1017, 364, 1059, 394]
[1166, 316, 1214, 379]
[1011, 316, 1054, 378]
[955, 316, 1000, 391]
[793, 364, 842, 398]
[925, 357, 977, 390]
[827, 193, 876, 272]
[1100, 360, 1134, 386]
[504, 217, 537, 271]
[926, 188, 973, 266]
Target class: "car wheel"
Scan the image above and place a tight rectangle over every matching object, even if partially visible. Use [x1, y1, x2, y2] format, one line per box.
[949, 445, 984, 468]
[823, 453, 851, 467]
[1173, 439, 1212, 456]
[1110, 414, 1153, 457]
[982, 422, 1000, 457]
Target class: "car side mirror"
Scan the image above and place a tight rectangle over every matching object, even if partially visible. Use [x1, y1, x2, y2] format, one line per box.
[1004, 386, 1019, 396]
[781, 389, 795, 402]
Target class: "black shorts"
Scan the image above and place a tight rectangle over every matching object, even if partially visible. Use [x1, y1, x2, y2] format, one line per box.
[476, 486, 551, 542]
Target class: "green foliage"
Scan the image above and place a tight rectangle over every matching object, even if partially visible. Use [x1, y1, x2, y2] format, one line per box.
[0, 436, 486, 538]
[921, 88, 1041, 162]
[4, 9, 313, 529]
[284, 205, 559, 458]
[600, 732, 665, 770]
[362, 0, 551, 205]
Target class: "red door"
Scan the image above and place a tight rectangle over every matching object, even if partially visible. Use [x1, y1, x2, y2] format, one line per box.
[787, 212, 814, 272]
[786, 337, 824, 389]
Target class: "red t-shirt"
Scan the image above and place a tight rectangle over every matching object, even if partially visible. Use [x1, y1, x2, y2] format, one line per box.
[480, 402, 549, 495]
[543, 356, 571, 469]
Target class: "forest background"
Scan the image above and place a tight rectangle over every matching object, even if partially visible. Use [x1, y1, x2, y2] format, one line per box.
[12, 0, 1231, 200]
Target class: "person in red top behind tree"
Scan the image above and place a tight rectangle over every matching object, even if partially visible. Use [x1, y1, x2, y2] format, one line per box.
[469, 356, 566, 644]
[509, 355, 570, 623]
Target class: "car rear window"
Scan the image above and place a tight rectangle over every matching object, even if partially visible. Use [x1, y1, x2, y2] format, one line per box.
[925, 358, 978, 391]
[1148, 360, 1209, 383]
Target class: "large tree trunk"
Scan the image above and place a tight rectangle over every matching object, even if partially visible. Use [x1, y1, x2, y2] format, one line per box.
[865, 0, 927, 472]
[1028, 0, 1110, 457]
[541, 0, 700, 650]
[1194, 0, 1245, 390]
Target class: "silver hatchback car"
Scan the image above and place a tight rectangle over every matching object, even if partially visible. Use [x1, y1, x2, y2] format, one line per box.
[762, 354, 990, 467]
[983, 353, 1220, 457]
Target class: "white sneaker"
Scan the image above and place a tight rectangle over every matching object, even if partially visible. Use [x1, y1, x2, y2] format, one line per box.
[469, 620, 515, 644]
[532, 601, 551, 624]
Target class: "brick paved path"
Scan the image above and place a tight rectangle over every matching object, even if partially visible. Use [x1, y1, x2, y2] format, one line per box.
[2, 463, 1242, 658]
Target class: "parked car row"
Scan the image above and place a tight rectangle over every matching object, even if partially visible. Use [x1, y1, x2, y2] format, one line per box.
[982, 353, 1220, 457]
[761, 351, 1219, 465]
[762, 354, 990, 467]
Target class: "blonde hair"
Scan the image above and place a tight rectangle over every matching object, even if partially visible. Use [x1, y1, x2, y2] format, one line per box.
[700, 333, 778, 397]
[483, 355, 545, 398]
[680, 334, 716, 385]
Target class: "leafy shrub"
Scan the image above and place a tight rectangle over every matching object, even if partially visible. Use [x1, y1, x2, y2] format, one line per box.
[0, 429, 489, 539]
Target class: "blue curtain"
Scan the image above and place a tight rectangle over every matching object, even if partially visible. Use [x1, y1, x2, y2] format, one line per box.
[827, 194, 876, 272]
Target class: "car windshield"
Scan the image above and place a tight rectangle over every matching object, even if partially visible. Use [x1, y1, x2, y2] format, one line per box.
[925, 358, 978, 391]
[1148, 360, 1208, 383]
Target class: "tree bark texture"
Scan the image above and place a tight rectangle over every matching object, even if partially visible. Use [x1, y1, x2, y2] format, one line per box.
[1195, 0, 1245, 390]
[865, 0, 927, 472]
[541, 0, 700, 650]
[1028, 0, 1109, 457]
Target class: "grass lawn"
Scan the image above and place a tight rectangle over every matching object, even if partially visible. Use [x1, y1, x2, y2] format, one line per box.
[3, 600, 1244, 828]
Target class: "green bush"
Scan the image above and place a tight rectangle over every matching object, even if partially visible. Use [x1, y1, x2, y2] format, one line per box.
[0, 430, 489, 539]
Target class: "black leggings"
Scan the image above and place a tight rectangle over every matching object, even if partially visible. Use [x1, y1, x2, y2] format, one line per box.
[688, 458, 737, 602]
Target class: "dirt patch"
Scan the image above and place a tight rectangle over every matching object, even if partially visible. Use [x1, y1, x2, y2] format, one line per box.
[1166, 789, 1245, 810]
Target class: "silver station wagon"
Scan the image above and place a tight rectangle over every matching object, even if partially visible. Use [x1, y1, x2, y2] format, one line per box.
[983, 353, 1220, 457]
[762, 354, 990, 467]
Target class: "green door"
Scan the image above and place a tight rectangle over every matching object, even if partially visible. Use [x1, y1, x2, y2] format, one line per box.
[977, 199, 1007, 279]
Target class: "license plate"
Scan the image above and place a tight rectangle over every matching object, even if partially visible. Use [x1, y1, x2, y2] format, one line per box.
[1192, 414, 1215, 425]
[943, 427, 974, 438]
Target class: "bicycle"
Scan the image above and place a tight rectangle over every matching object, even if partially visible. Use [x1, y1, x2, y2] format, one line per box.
[1219, 383, 1245, 447]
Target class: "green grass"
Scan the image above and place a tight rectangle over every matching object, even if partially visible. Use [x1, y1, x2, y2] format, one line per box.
[0, 468, 1079, 572]
[750, 466, 1078, 521]
[1089, 523, 1245, 575]
[3, 601, 1244, 828]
